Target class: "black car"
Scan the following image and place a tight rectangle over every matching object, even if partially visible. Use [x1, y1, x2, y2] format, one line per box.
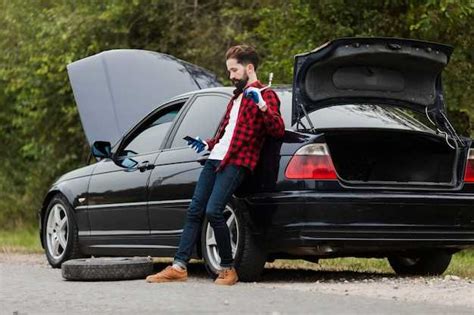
[39, 38, 474, 281]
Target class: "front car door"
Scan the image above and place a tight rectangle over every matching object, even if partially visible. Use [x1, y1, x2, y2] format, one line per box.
[146, 92, 231, 250]
[84, 100, 186, 252]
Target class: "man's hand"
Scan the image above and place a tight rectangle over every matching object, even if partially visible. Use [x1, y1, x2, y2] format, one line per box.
[186, 136, 208, 153]
[244, 87, 267, 111]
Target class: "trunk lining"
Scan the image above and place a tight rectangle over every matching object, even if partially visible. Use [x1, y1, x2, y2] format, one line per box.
[325, 130, 456, 185]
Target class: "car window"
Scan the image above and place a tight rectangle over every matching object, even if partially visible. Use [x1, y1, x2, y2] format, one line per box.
[299, 104, 437, 133]
[123, 103, 184, 155]
[170, 94, 229, 148]
[276, 90, 292, 128]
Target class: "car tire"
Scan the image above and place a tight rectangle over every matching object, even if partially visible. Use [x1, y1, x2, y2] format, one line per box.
[388, 251, 452, 276]
[61, 257, 154, 281]
[42, 194, 84, 268]
[201, 203, 267, 282]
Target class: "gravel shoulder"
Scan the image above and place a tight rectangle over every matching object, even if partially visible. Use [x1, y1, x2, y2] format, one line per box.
[1, 253, 473, 314]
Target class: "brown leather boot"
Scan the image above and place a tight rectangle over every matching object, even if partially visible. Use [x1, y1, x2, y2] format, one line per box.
[146, 266, 187, 283]
[214, 267, 239, 285]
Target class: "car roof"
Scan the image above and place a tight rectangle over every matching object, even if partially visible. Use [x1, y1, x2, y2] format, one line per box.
[165, 85, 292, 103]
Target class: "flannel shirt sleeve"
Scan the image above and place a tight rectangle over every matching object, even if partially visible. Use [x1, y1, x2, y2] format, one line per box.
[261, 89, 285, 138]
[205, 137, 218, 151]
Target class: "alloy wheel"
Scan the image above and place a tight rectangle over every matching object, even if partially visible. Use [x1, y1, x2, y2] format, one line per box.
[204, 205, 239, 271]
[46, 203, 69, 260]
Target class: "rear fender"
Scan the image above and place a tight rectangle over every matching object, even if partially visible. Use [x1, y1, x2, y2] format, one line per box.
[236, 130, 325, 196]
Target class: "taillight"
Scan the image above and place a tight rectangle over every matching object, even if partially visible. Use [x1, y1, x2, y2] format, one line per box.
[285, 143, 337, 180]
[464, 149, 474, 183]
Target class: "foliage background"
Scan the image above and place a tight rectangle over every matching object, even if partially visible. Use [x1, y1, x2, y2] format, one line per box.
[0, 0, 473, 228]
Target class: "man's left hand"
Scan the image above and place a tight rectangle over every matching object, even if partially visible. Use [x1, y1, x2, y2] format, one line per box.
[244, 87, 267, 111]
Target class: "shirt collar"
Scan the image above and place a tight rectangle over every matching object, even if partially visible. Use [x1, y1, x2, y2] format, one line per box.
[247, 80, 264, 89]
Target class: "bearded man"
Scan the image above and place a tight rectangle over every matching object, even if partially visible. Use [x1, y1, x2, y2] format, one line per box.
[145, 44, 285, 285]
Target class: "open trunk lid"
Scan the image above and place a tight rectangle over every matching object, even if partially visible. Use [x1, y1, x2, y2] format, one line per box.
[67, 49, 222, 147]
[292, 37, 454, 127]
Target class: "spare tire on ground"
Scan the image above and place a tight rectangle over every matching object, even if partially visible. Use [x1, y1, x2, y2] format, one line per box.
[61, 257, 154, 281]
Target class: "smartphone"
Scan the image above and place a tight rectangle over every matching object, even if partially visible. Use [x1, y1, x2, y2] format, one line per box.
[183, 136, 198, 142]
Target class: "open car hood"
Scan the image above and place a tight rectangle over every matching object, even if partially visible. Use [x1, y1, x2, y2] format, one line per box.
[292, 37, 453, 126]
[67, 49, 222, 147]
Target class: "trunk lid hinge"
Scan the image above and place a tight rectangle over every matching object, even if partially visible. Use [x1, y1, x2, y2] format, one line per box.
[296, 102, 316, 133]
[425, 94, 466, 149]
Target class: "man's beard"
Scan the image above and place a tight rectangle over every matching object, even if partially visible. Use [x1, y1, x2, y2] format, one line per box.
[232, 72, 249, 95]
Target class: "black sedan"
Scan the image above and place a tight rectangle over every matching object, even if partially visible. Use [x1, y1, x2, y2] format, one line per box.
[39, 38, 474, 281]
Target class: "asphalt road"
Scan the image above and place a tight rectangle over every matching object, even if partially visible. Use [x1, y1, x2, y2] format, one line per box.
[1, 254, 473, 314]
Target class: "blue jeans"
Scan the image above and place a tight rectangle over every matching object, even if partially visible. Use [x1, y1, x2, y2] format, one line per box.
[174, 159, 247, 268]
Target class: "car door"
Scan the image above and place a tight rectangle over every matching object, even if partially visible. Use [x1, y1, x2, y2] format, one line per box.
[147, 92, 231, 247]
[86, 100, 186, 241]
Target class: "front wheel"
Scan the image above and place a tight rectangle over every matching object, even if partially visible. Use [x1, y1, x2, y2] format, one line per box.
[201, 204, 266, 282]
[388, 251, 452, 276]
[42, 194, 83, 268]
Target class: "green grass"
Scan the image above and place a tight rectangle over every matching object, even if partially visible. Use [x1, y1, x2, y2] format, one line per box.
[0, 227, 43, 254]
[1, 228, 473, 278]
[267, 250, 474, 279]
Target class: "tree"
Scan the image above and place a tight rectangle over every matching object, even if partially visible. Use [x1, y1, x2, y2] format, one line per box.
[0, 0, 472, 228]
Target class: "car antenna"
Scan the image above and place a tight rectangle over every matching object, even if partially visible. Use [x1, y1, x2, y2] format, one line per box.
[259, 72, 273, 92]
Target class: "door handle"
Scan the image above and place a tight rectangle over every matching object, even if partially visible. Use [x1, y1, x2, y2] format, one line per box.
[196, 154, 209, 166]
[138, 161, 155, 172]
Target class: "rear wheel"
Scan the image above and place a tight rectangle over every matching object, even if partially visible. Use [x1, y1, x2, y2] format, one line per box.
[201, 204, 266, 282]
[388, 251, 452, 276]
[42, 194, 83, 268]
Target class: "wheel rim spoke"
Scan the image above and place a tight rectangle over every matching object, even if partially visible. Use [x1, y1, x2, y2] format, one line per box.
[58, 232, 67, 249]
[53, 205, 61, 224]
[59, 217, 67, 230]
[206, 230, 217, 246]
[226, 213, 235, 228]
[52, 237, 60, 255]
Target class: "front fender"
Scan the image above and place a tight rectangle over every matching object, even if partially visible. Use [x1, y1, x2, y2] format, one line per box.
[38, 176, 92, 249]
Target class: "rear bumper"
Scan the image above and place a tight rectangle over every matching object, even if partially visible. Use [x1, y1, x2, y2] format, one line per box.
[244, 191, 474, 253]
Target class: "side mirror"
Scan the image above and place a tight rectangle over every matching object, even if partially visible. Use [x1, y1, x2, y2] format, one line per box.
[92, 141, 112, 159]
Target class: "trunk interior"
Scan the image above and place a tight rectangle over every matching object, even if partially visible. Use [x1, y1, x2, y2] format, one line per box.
[324, 129, 457, 185]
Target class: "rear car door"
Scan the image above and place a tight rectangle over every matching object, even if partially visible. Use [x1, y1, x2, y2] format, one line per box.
[147, 92, 231, 247]
[86, 101, 185, 240]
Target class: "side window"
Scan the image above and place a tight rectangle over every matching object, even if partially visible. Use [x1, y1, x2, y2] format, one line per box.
[122, 102, 184, 155]
[277, 90, 292, 128]
[170, 95, 229, 148]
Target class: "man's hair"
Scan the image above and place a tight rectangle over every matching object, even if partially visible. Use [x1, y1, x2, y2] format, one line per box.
[225, 45, 259, 71]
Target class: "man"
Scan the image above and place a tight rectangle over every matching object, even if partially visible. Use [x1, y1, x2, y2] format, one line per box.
[145, 44, 285, 285]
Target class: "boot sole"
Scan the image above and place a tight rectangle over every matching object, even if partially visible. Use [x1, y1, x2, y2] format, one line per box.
[214, 278, 239, 285]
[146, 277, 187, 283]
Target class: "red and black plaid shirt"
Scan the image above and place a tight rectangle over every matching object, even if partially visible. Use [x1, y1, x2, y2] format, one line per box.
[206, 80, 285, 172]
